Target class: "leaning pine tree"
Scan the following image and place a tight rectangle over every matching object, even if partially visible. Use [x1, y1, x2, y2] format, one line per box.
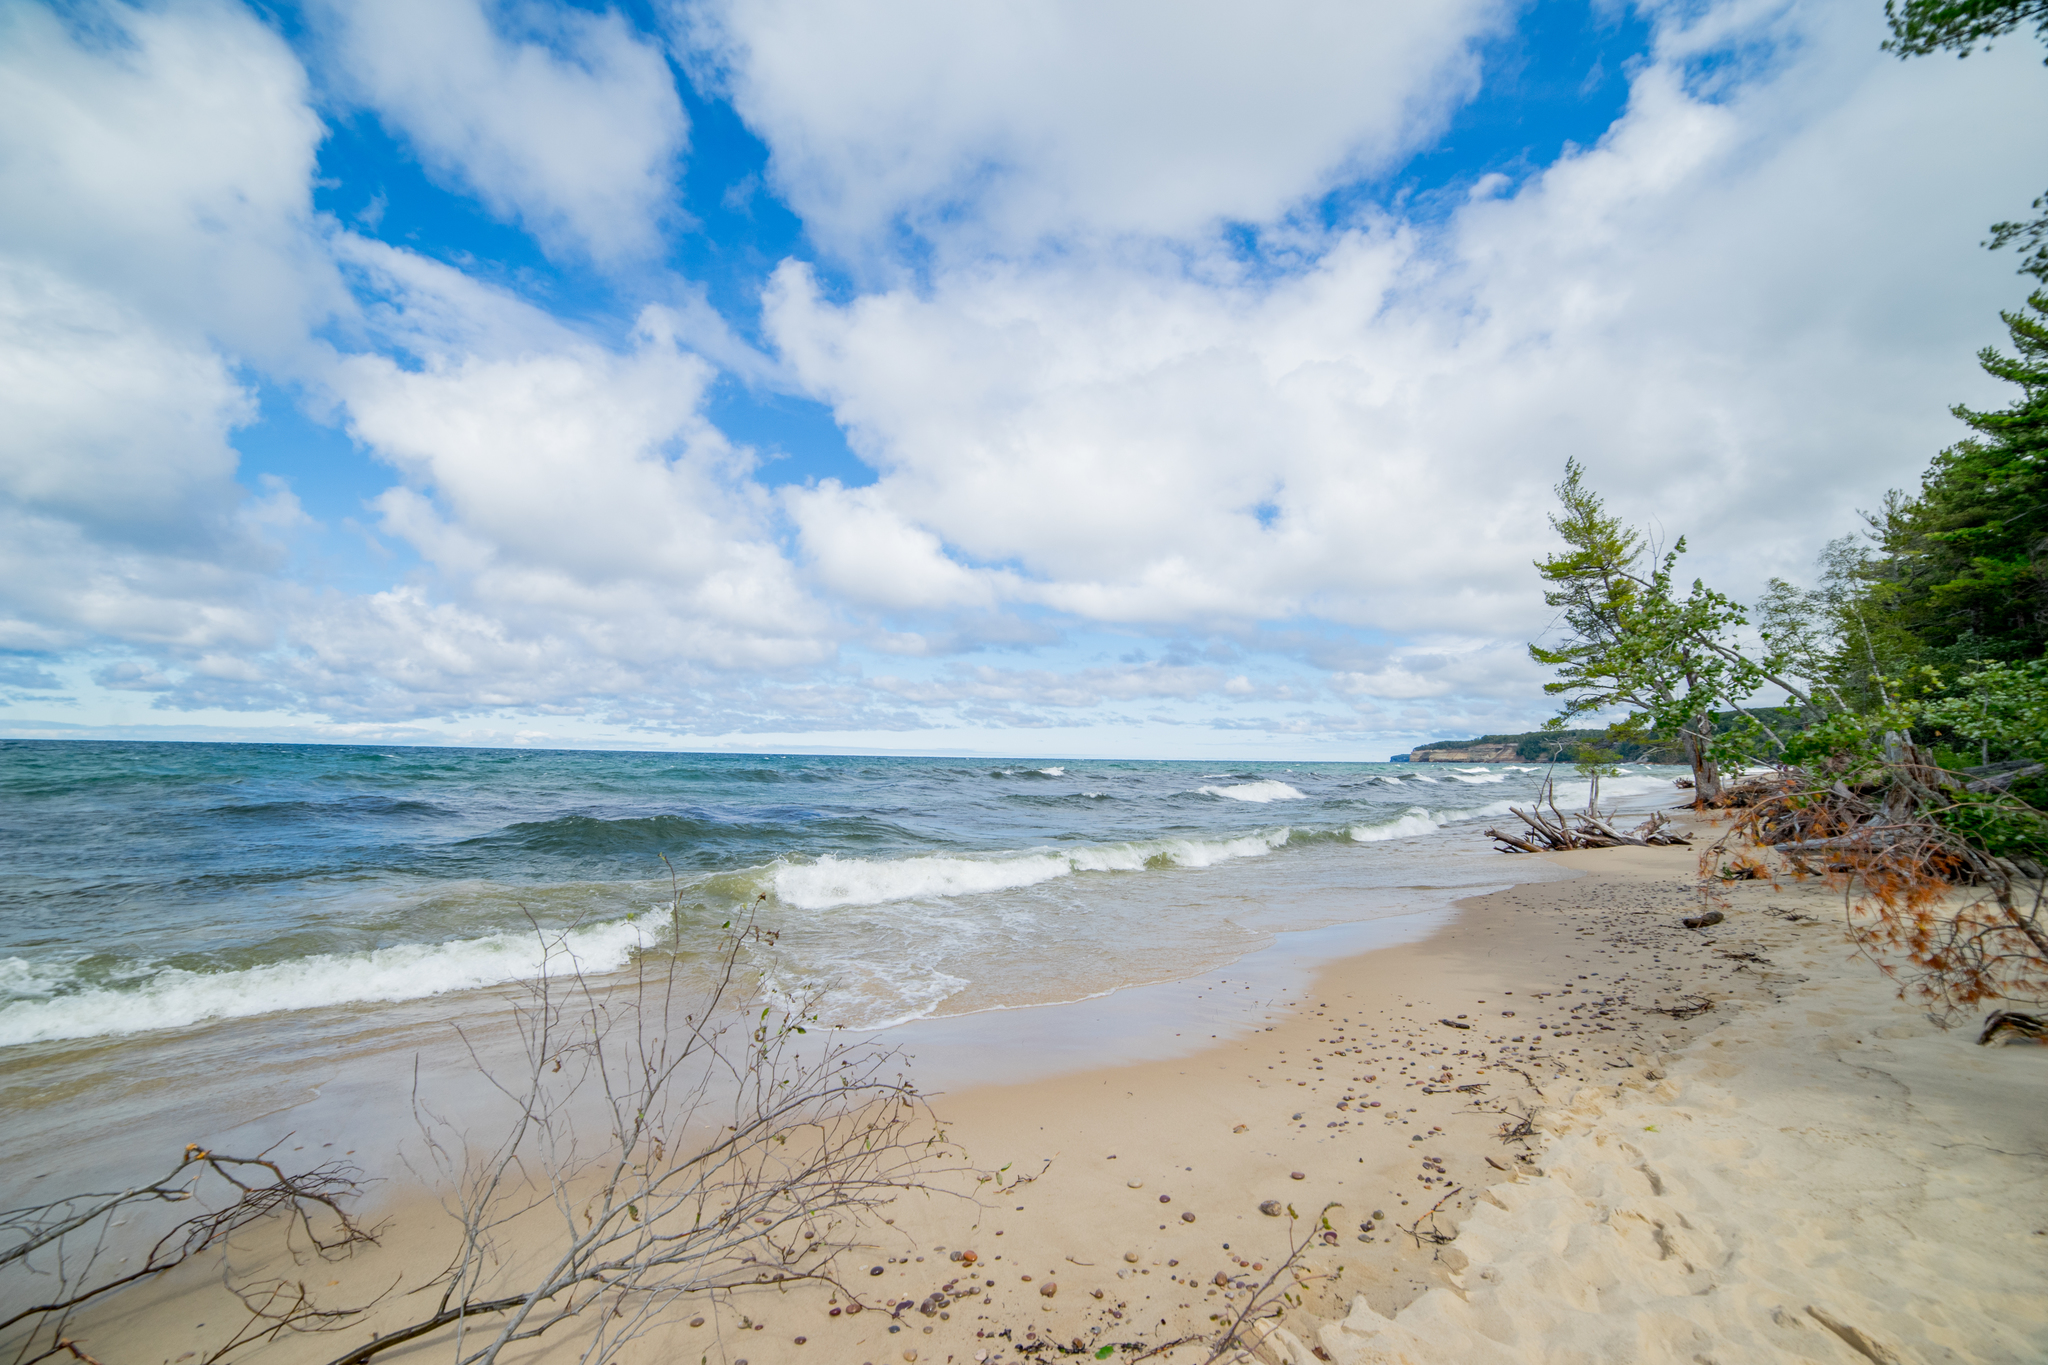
[1528, 460, 1825, 805]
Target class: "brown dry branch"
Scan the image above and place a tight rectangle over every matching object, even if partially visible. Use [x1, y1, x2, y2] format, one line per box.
[1, 1147, 375, 1365]
[342, 892, 978, 1365]
[1698, 761, 2048, 1026]
[1396, 1189, 1462, 1249]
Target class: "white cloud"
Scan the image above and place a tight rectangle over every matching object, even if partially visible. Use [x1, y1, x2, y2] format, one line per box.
[319, 0, 688, 262]
[759, 0, 2048, 650]
[0, 0, 341, 363]
[8, 0, 2047, 750]
[782, 479, 1014, 613]
[323, 298, 833, 691]
[678, 0, 1510, 263]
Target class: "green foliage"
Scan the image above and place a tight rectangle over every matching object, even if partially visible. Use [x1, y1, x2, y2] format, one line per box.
[1528, 460, 1823, 789]
[1917, 657, 2048, 762]
[1882, 0, 2048, 59]
[1937, 789, 2048, 860]
[1860, 291, 2048, 673]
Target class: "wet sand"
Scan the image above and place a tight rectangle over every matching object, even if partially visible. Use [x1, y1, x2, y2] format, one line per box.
[45, 819, 2048, 1365]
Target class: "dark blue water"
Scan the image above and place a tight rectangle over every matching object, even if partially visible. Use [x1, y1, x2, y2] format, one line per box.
[0, 740, 1681, 1044]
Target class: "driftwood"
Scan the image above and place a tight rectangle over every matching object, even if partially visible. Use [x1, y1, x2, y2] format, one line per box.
[1489, 805, 1690, 854]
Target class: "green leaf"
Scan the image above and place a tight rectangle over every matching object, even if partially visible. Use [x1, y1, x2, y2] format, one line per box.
[1096, 1347, 1115, 1359]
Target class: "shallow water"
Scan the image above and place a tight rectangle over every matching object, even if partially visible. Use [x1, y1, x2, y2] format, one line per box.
[0, 740, 1681, 1195]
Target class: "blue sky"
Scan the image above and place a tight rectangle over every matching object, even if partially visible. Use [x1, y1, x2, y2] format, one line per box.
[2, 0, 2044, 757]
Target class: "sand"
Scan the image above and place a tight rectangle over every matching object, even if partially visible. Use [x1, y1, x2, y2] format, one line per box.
[40, 822, 2048, 1365]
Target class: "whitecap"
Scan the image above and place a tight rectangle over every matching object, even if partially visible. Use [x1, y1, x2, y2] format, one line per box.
[773, 852, 1072, 910]
[1349, 800, 1517, 843]
[1195, 780, 1308, 803]
[0, 918, 655, 1048]
[773, 829, 1296, 910]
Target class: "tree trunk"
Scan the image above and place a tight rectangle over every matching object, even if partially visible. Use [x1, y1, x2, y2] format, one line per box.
[1682, 712, 1722, 806]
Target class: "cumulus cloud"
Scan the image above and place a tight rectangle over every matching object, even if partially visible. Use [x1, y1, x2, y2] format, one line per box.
[0, 0, 341, 363]
[7, 0, 2046, 750]
[318, 0, 689, 262]
[760, 0, 2048, 651]
[677, 0, 1510, 263]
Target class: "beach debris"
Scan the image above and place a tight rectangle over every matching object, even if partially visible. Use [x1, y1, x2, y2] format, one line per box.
[1646, 995, 1716, 1020]
[1978, 1010, 2047, 1045]
[1715, 854, 1768, 881]
[1439, 1017, 1472, 1029]
[1399, 1188, 1463, 1248]
[1232, 1124, 1247, 1133]
[1488, 803, 1690, 854]
[1681, 910, 1724, 929]
[1258, 1200, 1283, 1216]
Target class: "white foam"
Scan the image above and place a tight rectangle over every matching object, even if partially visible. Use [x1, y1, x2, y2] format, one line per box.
[773, 829, 1296, 910]
[1196, 780, 1308, 803]
[773, 852, 1073, 910]
[1453, 766, 1493, 773]
[1072, 829, 1292, 871]
[1446, 772, 1508, 783]
[1348, 800, 1518, 843]
[1037, 766, 1066, 777]
[0, 919, 654, 1047]
[1348, 810, 1442, 842]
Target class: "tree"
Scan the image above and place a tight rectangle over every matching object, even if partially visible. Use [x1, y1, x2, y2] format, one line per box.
[1529, 460, 1827, 804]
[1864, 289, 2048, 670]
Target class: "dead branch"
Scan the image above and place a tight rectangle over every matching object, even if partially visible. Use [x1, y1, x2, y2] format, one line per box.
[1199, 1204, 1339, 1365]
[1489, 805, 1690, 854]
[1, 1148, 374, 1365]
[325, 895, 978, 1365]
[1398, 1188, 1463, 1249]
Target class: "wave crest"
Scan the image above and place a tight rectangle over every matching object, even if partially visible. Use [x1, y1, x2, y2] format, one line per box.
[1195, 780, 1307, 803]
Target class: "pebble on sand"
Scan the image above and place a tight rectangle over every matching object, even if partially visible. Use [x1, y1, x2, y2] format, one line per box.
[1258, 1200, 1283, 1216]
[1039, 1282, 1058, 1298]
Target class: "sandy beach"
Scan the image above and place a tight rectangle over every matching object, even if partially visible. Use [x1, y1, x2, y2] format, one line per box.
[53, 817, 2048, 1365]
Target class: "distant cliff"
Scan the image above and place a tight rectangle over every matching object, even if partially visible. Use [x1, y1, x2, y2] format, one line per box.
[1409, 743, 1521, 763]
[1405, 711, 1808, 765]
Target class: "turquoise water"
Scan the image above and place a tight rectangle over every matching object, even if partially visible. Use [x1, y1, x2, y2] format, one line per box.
[0, 740, 1683, 1047]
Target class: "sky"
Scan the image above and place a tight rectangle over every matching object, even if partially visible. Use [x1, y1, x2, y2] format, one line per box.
[2, 0, 2045, 760]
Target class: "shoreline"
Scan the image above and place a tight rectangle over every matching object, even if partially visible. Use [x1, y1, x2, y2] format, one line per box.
[40, 818, 2048, 1365]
